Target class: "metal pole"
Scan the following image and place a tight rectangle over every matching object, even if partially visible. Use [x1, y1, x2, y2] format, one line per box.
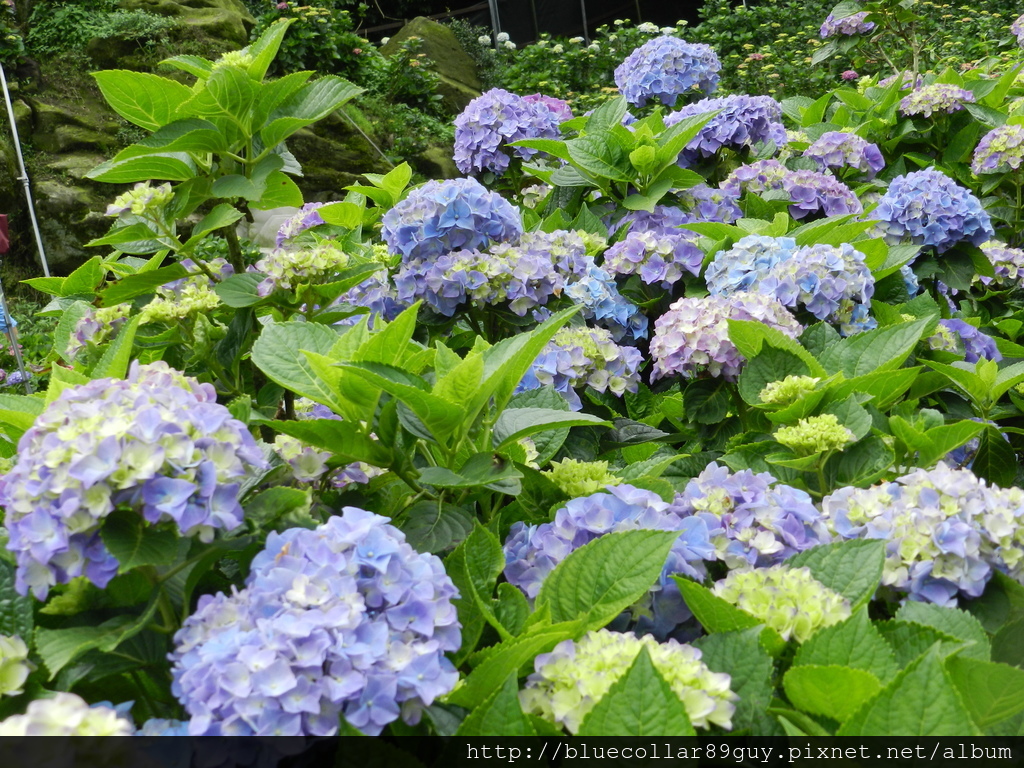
[0, 292, 30, 394]
[579, 0, 590, 43]
[486, 0, 502, 44]
[0, 60, 50, 278]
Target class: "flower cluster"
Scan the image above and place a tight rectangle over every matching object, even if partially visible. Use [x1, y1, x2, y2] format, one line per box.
[723, 161, 862, 219]
[170, 509, 461, 735]
[504, 485, 714, 636]
[981, 241, 1024, 286]
[819, 11, 875, 37]
[664, 95, 788, 165]
[601, 230, 703, 288]
[667, 462, 829, 570]
[971, 124, 1024, 175]
[759, 375, 820, 406]
[0, 635, 32, 696]
[453, 88, 565, 175]
[104, 181, 173, 219]
[0, 361, 267, 599]
[877, 71, 923, 90]
[563, 264, 649, 342]
[66, 304, 131, 361]
[255, 242, 351, 297]
[332, 267, 404, 326]
[520, 629, 736, 733]
[276, 202, 330, 246]
[929, 319, 1002, 363]
[614, 204, 691, 238]
[768, 243, 874, 323]
[871, 169, 993, 254]
[822, 464, 1024, 605]
[381, 178, 523, 262]
[0, 693, 133, 735]
[899, 84, 976, 118]
[650, 294, 802, 381]
[803, 131, 885, 178]
[613, 36, 720, 107]
[139, 282, 221, 325]
[395, 229, 589, 317]
[679, 184, 742, 223]
[775, 414, 856, 456]
[1013, 14, 1024, 47]
[705, 235, 799, 296]
[543, 458, 621, 498]
[274, 435, 331, 484]
[516, 325, 642, 410]
[711, 565, 852, 642]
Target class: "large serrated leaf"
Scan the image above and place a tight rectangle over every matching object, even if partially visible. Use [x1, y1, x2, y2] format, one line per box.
[895, 602, 990, 661]
[100, 509, 179, 573]
[818, 318, 931, 378]
[693, 627, 775, 733]
[793, 608, 899, 684]
[455, 673, 536, 736]
[401, 501, 474, 554]
[251, 321, 341, 408]
[0, 562, 32, 644]
[92, 70, 192, 131]
[493, 408, 609, 448]
[786, 539, 885, 609]
[784, 665, 883, 723]
[946, 656, 1024, 729]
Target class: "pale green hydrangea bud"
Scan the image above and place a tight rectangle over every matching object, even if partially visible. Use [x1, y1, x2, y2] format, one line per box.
[139, 283, 221, 324]
[105, 182, 173, 219]
[775, 413, 855, 456]
[543, 458, 621, 497]
[711, 564, 851, 642]
[214, 50, 254, 70]
[0, 692, 134, 735]
[274, 435, 330, 484]
[759, 375, 820, 406]
[0, 635, 33, 696]
[928, 322, 959, 354]
[520, 628, 737, 733]
[519, 437, 540, 469]
[579, 230, 609, 257]
[900, 313, 916, 322]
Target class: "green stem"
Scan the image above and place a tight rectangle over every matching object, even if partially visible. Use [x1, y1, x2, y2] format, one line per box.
[222, 222, 245, 274]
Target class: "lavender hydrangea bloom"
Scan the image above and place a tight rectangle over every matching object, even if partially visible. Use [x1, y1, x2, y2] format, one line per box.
[822, 464, 1024, 605]
[650, 294, 802, 381]
[614, 36, 721, 107]
[504, 484, 714, 636]
[276, 202, 330, 246]
[722, 161, 862, 219]
[602, 230, 703, 288]
[679, 184, 742, 223]
[1013, 14, 1024, 47]
[664, 95, 787, 165]
[0, 361, 267, 599]
[614, 205, 691, 237]
[170, 509, 461, 736]
[332, 268, 404, 325]
[705, 235, 799, 296]
[981, 241, 1024, 286]
[255, 242, 350, 297]
[803, 131, 885, 178]
[871, 168, 993, 253]
[769, 243, 875, 323]
[453, 88, 564, 176]
[563, 264, 649, 342]
[899, 84, 976, 118]
[515, 325, 642, 410]
[381, 178, 523, 262]
[933, 319, 1002, 363]
[522, 93, 574, 123]
[971, 124, 1024, 175]
[820, 11, 875, 37]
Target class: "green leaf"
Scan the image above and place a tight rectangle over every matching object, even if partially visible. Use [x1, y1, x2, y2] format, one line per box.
[180, 65, 257, 125]
[61, 257, 105, 297]
[86, 153, 197, 184]
[159, 54, 214, 79]
[186, 203, 244, 245]
[578, 645, 696, 736]
[243, 486, 314, 530]
[784, 665, 883, 723]
[536, 530, 679, 628]
[99, 509, 179, 573]
[252, 171, 304, 209]
[0, 562, 32, 644]
[86, 223, 164, 249]
[674, 578, 759, 633]
[793, 608, 899, 684]
[738, 347, 810, 405]
[267, 419, 389, 466]
[947, 657, 1024, 728]
[728, 319, 826, 377]
[91, 316, 141, 380]
[567, 133, 632, 182]
[838, 646, 978, 735]
[261, 76, 363, 148]
[447, 523, 505, 636]
[493, 408, 609, 448]
[786, 539, 885, 609]
[251, 321, 341, 408]
[456, 673, 536, 736]
[401, 500, 473, 554]
[877, 621, 964, 668]
[214, 273, 267, 308]
[973, 426, 1017, 488]
[246, 17, 295, 81]
[114, 118, 227, 158]
[818, 318, 931, 377]
[693, 627, 775, 733]
[830, 367, 920, 409]
[895, 602, 990, 661]
[495, 583, 530, 637]
[99, 264, 188, 306]
[92, 70, 192, 131]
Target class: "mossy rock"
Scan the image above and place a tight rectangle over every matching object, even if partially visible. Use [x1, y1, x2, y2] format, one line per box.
[288, 111, 392, 199]
[381, 17, 481, 113]
[117, 0, 254, 46]
[412, 145, 459, 180]
[32, 181, 110, 270]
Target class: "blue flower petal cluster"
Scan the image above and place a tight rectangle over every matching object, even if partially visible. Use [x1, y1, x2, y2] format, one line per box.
[723, 161, 861, 219]
[822, 464, 1024, 605]
[981, 241, 1024, 287]
[381, 178, 523, 262]
[170, 509, 461, 735]
[0, 361, 267, 599]
[664, 95, 787, 165]
[803, 131, 884, 178]
[453, 88, 564, 176]
[1013, 14, 1024, 47]
[614, 204, 691, 237]
[613, 36, 721, 107]
[871, 168, 993, 254]
[276, 202, 330, 247]
[255, 243, 350, 298]
[769, 243, 875, 325]
[705, 235, 799, 296]
[820, 11, 875, 37]
[523, 93, 574, 123]
[679, 184, 742, 223]
[899, 84, 975, 118]
[930, 319, 1002, 363]
[504, 484, 714, 635]
[971, 124, 1024, 175]
[667, 462, 830, 569]
[515, 325, 642, 411]
[602, 230, 703, 288]
[650, 294, 802, 381]
[563, 264, 649, 342]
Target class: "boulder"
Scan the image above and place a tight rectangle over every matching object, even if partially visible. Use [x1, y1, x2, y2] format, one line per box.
[116, 0, 254, 47]
[287, 109, 393, 199]
[412, 145, 459, 180]
[381, 17, 482, 114]
[32, 181, 110, 270]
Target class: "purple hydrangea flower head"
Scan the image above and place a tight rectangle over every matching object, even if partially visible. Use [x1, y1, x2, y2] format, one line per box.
[515, 325, 642, 410]
[971, 124, 1024, 175]
[679, 184, 742, 223]
[504, 484, 714, 636]
[931, 319, 1002, 363]
[841, 70, 859, 81]
[878, 72, 923, 90]
[255, 242, 351, 297]
[650, 294, 802, 381]
[722, 158, 789, 193]
[706, 235, 799, 296]
[66, 304, 131, 361]
[664, 95, 787, 165]
[2, 370, 25, 388]
[563, 264, 649, 342]
[170, 509, 461, 736]
[820, 11, 875, 37]
[0, 361, 268, 599]
[768, 243, 875, 323]
[276, 202, 330, 247]
[614, 36, 721, 107]
[522, 93, 574, 123]
[899, 84, 976, 118]
[381, 178, 523, 262]
[453, 88, 564, 176]
[1013, 14, 1024, 47]
[803, 131, 884, 178]
[332, 267, 404, 326]
[980, 241, 1024, 287]
[722, 161, 861, 220]
[871, 168, 993, 253]
[822, 464, 1024, 605]
[614, 204, 691, 237]
[602, 230, 703, 288]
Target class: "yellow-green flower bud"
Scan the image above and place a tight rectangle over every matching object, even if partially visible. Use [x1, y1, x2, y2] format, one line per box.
[775, 414, 855, 456]
[0, 635, 33, 697]
[759, 375, 820, 406]
[543, 458, 621, 497]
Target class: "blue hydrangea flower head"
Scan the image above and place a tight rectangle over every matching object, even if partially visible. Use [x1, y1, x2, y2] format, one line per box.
[769, 243, 875, 323]
[0, 361, 267, 599]
[665, 95, 787, 165]
[899, 84, 975, 118]
[563, 264, 649, 342]
[705, 235, 799, 296]
[1013, 14, 1024, 47]
[972, 124, 1024, 176]
[722, 162, 861, 220]
[679, 184, 742, 223]
[871, 168, 993, 254]
[614, 36, 721, 107]
[980, 241, 1024, 287]
[170, 509, 461, 736]
[381, 178, 523, 262]
[453, 88, 564, 176]
[276, 202, 330, 247]
[931, 319, 1002, 363]
[820, 11, 875, 37]
[614, 205, 691, 238]
[803, 131, 884, 178]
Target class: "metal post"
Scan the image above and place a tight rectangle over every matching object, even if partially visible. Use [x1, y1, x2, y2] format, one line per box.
[486, 0, 502, 43]
[579, 0, 590, 43]
[0, 60, 50, 278]
[0, 293, 30, 394]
